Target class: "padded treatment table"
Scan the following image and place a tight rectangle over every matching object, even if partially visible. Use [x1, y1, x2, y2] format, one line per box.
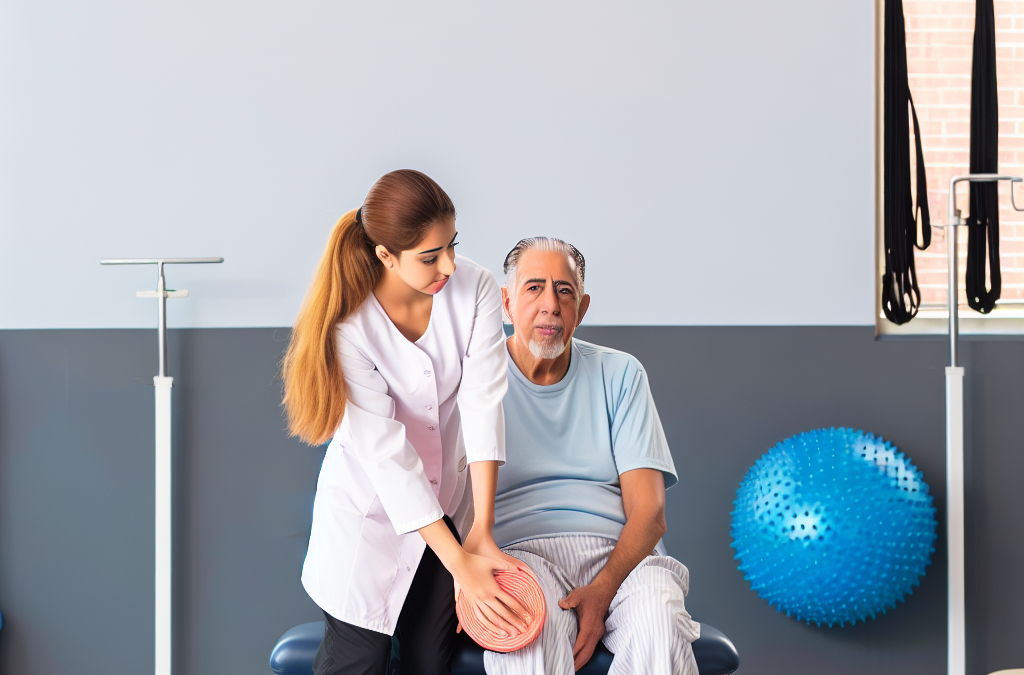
[270, 620, 739, 675]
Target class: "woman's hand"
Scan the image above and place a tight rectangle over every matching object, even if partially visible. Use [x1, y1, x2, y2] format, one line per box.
[463, 525, 523, 570]
[452, 552, 533, 638]
[419, 518, 529, 636]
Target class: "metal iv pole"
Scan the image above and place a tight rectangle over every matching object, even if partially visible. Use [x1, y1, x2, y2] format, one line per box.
[942, 175, 1024, 675]
[100, 257, 223, 675]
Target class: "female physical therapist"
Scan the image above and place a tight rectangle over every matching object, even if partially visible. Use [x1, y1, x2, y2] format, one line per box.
[283, 170, 530, 675]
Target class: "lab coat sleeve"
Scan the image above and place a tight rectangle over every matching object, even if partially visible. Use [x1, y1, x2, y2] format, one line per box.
[456, 269, 508, 465]
[338, 332, 445, 536]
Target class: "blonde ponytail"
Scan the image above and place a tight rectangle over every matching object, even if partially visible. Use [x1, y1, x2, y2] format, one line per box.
[282, 209, 381, 445]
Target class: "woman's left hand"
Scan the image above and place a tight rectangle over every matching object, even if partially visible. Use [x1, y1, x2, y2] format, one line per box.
[462, 526, 522, 570]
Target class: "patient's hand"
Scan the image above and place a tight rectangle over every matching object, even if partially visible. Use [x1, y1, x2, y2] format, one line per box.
[558, 579, 616, 671]
[463, 525, 523, 570]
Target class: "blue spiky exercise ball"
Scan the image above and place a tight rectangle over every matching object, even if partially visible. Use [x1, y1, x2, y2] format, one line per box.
[730, 427, 938, 627]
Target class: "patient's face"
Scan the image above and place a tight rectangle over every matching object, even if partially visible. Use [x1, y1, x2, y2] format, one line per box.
[504, 249, 587, 359]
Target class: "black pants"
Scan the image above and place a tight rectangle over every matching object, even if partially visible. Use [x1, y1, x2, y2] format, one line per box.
[313, 516, 461, 675]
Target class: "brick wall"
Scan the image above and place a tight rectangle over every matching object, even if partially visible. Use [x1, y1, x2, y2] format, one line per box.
[905, 0, 1024, 306]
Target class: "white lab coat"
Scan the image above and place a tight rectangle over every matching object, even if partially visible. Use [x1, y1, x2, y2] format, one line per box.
[301, 255, 507, 635]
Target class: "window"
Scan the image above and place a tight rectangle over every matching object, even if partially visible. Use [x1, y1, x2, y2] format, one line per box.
[876, 0, 1024, 336]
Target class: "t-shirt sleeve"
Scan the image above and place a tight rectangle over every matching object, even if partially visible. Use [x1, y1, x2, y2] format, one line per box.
[609, 361, 678, 489]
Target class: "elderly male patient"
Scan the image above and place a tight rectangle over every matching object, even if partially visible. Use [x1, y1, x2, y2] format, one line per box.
[484, 237, 699, 675]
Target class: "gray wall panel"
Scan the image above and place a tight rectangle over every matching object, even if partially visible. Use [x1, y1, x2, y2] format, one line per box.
[577, 327, 950, 675]
[1, 326, 1021, 675]
[0, 329, 326, 675]
[959, 341, 1024, 675]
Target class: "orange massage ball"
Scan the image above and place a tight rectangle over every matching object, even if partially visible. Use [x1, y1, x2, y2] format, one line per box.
[456, 566, 546, 653]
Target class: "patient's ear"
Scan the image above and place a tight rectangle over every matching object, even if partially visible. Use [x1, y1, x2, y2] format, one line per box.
[576, 294, 591, 326]
[501, 286, 514, 324]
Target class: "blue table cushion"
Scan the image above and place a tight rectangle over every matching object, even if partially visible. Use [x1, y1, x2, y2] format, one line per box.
[269, 622, 322, 675]
[270, 620, 739, 675]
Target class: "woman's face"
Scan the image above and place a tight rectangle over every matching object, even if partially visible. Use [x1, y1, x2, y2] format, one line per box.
[380, 216, 458, 295]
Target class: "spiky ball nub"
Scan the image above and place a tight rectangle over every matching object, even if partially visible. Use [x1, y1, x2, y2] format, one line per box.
[730, 427, 937, 627]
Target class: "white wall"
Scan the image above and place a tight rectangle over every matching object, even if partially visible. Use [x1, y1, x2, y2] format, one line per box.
[0, 0, 875, 329]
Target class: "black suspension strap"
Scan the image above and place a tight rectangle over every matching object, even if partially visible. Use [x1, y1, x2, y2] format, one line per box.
[967, 0, 1001, 314]
[882, 0, 932, 325]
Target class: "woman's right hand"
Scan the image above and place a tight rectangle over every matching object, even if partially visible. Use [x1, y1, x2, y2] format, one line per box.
[453, 552, 533, 638]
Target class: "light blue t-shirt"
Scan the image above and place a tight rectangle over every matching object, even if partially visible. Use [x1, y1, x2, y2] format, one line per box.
[493, 338, 678, 548]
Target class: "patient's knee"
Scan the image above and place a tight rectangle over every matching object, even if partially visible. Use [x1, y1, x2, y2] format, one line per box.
[611, 587, 694, 646]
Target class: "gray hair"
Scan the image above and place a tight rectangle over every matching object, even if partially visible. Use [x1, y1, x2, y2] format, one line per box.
[503, 237, 586, 299]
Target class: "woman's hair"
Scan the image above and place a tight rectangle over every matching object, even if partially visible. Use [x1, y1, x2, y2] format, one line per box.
[282, 170, 456, 445]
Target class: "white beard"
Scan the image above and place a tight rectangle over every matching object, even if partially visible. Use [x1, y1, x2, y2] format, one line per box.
[529, 337, 566, 359]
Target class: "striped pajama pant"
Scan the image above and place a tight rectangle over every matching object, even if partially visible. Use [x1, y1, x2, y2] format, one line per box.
[483, 535, 700, 675]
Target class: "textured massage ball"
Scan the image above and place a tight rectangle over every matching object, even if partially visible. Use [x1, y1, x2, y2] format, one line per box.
[730, 428, 938, 627]
[457, 567, 546, 652]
